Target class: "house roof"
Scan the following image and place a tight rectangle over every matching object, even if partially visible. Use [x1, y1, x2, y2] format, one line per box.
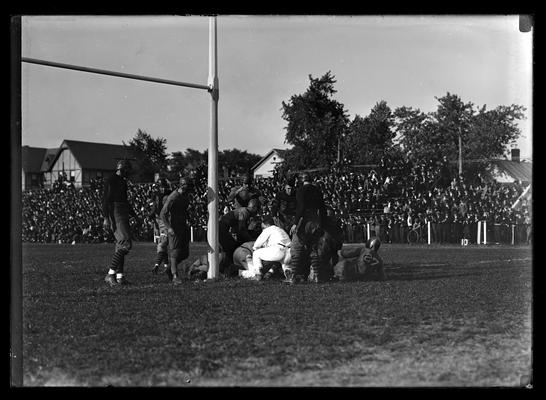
[47, 140, 137, 172]
[40, 148, 59, 172]
[491, 159, 532, 182]
[251, 148, 286, 171]
[22, 146, 47, 173]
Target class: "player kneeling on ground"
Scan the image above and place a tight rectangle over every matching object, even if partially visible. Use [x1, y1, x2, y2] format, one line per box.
[334, 237, 387, 281]
[231, 241, 286, 280]
[232, 241, 255, 278]
[218, 198, 260, 276]
[250, 215, 291, 280]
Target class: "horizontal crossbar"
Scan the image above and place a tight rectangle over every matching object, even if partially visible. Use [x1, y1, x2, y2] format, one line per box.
[22, 57, 210, 91]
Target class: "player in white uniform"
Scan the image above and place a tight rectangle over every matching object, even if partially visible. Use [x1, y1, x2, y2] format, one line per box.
[245, 215, 291, 280]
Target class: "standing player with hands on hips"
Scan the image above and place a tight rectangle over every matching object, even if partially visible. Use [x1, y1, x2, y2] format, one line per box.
[160, 176, 193, 285]
[286, 172, 327, 284]
[102, 160, 141, 286]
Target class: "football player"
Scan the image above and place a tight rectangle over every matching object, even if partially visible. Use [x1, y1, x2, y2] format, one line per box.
[149, 178, 172, 276]
[160, 176, 193, 285]
[334, 237, 387, 281]
[102, 160, 141, 286]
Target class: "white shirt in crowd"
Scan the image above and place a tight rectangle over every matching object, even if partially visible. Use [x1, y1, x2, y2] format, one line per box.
[252, 225, 291, 250]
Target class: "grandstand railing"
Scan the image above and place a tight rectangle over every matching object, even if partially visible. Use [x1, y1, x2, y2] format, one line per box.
[185, 221, 531, 246]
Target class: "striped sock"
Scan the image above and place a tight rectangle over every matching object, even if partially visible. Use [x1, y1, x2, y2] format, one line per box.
[118, 253, 125, 273]
[110, 250, 125, 271]
[155, 251, 167, 266]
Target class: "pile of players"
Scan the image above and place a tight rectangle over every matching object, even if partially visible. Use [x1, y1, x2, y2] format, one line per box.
[102, 160, 387, 287]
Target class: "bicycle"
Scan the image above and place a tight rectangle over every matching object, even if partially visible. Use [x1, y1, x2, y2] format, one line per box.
[407, 226, 425, 244]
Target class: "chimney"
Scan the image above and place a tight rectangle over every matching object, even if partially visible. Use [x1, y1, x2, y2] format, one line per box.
[511, 148, 520, 163]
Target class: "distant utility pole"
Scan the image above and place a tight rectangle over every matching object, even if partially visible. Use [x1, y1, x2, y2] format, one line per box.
[458, 127, 463, 176]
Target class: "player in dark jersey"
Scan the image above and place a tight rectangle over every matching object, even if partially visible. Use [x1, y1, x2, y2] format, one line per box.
[271, 177, 297, 233]
[285, 172, 328, 284]
[102, 160, 141, 286]
[334, 237, 386, 281]
[227, 173, 263, 209]
[149, 178, 171, 275]
[218, 198, 260, 275]
[160, 176, 193, 285]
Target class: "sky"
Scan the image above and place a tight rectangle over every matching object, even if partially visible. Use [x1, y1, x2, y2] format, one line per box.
[21, 15, 533, 160]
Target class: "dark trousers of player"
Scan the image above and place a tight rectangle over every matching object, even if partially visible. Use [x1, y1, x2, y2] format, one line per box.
[289, 233, 320, 280]
[218, 224, 239, 273]
[289, 219, 323, 281]
[316, 230, 340, 280]
[168, 224, 190, 277]
[109, 203, 132, 273]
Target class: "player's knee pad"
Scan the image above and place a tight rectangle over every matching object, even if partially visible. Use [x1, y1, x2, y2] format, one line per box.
[157, 242, 168, 253]
[116, 246, 130, 256]
[282, 250, 291, 266]
[121, 239, 132, 252]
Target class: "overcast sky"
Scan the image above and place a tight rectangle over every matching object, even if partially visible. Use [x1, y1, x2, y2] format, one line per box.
[21, 15, 533, 160]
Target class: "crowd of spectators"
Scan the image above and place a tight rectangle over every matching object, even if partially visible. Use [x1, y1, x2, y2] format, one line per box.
[22, 159, 532, 245]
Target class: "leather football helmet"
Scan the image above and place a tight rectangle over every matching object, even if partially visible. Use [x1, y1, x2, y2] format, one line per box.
[365, 237, 381, 251]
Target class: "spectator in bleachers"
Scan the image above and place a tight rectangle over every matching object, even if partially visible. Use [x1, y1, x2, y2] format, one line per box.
[22, 159, 531, 247]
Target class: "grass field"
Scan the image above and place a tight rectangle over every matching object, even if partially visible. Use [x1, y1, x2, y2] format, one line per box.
[20, 241, 533, 387]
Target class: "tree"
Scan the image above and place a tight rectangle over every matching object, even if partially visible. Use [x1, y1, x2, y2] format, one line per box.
[393, 106, 439, 163]
[281, 71, 350, 170]
[218, 149, 262, 177]
[343, 100, 396, 165]
[394, 92, 526, 182]
[125, 129, 168, 183]
[167, 147, 261, 181]
[168, 148, 207, 180]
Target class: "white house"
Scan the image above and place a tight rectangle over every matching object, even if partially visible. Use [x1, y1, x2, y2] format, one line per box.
[43, 140, 138, 188]
[489, 149, 532, 185]
[251, 149, 286, 179]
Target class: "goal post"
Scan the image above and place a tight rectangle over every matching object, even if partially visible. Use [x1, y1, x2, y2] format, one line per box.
[207, 16, 220, 279]
[21, 16, 221, 279]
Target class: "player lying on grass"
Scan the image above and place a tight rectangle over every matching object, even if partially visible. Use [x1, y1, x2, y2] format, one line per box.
[188, 254, 209, 281]
[333, 237, 387, 281]
[186, 241, 285, 281]
[185, 243, 255, 281]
